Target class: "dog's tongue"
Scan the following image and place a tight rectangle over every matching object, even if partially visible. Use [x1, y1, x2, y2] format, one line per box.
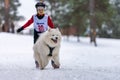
[51, 38, 58, 43]
[54, 40, 57, 43]
[52, 39, 57, 43]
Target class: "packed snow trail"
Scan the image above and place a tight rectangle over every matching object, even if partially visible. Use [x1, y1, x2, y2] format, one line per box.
[0, 33, 120, 80]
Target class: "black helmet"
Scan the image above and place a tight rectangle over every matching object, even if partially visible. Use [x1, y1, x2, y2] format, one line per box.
[35, 2, 45, 8]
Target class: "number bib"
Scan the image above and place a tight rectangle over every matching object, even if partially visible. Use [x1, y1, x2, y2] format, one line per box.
[33, 14, 48, 32]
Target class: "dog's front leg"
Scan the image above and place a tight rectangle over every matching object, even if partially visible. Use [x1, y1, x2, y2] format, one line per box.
[34, 52, 44, 69]
[52, 55, 60, 69]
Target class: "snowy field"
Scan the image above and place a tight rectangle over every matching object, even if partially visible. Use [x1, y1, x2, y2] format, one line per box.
[0, 32, 120, 80]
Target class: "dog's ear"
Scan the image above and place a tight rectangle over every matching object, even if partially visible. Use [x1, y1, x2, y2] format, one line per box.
[56, 27, 59, 31]
[48, 28, 51, 32]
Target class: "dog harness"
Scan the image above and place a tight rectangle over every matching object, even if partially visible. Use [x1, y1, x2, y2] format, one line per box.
[47, 45, 55, 56]
[33, 14, 48, 32]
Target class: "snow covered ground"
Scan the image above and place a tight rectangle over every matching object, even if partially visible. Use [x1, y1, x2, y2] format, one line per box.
[0, 32, 120, 80]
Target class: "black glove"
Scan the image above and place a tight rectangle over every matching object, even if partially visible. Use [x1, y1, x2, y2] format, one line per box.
[17, 27, 24, 33]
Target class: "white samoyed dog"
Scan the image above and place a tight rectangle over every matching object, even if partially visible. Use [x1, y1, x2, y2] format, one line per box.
[33, 28, 62, 70]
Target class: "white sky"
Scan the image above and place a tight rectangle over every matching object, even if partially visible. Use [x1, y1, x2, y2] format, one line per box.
[17, 0, 36, 32]
[18, 0, 36, 26]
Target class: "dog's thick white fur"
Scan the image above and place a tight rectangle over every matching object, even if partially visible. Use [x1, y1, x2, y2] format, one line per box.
[33, 28, 62, 69]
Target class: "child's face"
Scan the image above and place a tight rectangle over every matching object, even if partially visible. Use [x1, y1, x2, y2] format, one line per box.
[37, 7, 45, 15]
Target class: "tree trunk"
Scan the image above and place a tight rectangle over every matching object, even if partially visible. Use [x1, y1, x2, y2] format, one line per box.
[89, 0, 97, 46]
[4, 0, 10, 32]
[76, 26, 80, 42]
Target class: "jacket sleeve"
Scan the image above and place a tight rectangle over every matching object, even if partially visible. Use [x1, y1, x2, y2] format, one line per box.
[22, 16, 34, 29]
[48, 16, 54, 28]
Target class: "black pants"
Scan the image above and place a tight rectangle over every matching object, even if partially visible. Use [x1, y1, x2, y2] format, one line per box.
[34, 29, 40, 67]
[34, 29, 39, 44]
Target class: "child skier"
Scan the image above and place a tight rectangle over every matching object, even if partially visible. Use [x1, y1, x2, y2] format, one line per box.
[17, 2, 58, 68]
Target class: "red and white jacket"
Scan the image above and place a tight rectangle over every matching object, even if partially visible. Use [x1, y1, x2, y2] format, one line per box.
[22, 14, 54, 32]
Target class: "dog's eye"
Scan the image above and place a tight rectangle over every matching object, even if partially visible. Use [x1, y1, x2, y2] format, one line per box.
[52, 35, 55, 36]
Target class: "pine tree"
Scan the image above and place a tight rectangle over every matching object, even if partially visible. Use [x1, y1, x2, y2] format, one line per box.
[0, 0, 23, 32]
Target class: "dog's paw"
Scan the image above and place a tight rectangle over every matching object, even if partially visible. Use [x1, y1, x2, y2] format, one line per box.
[35, 61, 39, 68]
[51, 60, 60, 69]
[40, 68, 44, 70]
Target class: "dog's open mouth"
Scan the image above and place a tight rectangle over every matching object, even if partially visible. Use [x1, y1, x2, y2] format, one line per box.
[51, 39, 57, 43]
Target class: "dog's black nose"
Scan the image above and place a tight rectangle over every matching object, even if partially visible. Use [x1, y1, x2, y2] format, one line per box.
[55, 37, 58, 40]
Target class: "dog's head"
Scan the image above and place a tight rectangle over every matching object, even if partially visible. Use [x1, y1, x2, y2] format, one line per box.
[44, 28, 62, 47]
